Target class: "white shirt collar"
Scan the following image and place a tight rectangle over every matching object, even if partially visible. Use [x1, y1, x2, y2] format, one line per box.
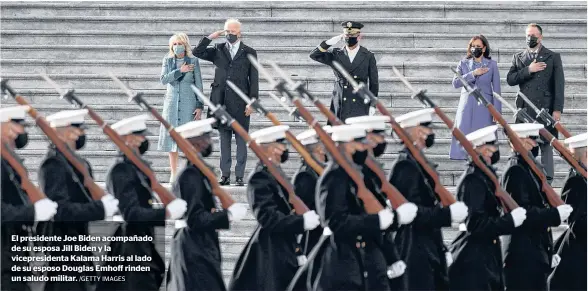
[345, 45, 361, 62]
[528, 43, 542, 54]
[228, 40, 241, 50]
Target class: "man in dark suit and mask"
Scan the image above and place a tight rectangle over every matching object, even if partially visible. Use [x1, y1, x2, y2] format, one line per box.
[506, 23, 565, 185]
[193, 18, 259, 187]
[310, 21, 379, 123]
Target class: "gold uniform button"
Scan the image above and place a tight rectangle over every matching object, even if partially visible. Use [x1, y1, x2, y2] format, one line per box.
[343, 98, 347, 101]
[356, 242, 360, 248]
[354, 75, 358, 78]
[357, 235, 362, 240]
[547, 228, 551, 232]
[361, 242, 366, 247]
[148, 199, 153, 205]
[493, 240, 496, 244]
[295, 247, 300, 252]
[344, 86, 348, 89]
[352, 99, 356, 102]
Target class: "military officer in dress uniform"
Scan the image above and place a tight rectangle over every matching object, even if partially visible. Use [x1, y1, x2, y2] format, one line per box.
[501, 123, 573, 291]
[448, 125, 528, 290]
[96, 115, 187, 291]
[166, 118, 247, 291]
[315, 124, 395, 291]
[229, 125, 321, 291]
[38, 109, 119, 291]
[310, 21, 379, 123]
[549, 132, 587, 291]
[387, 108, 469, 291]
[1, 106, 58, 291]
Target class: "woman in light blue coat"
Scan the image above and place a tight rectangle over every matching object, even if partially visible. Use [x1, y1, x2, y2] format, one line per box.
[451, 35, 502, 160]
[159, 33, 204, 182]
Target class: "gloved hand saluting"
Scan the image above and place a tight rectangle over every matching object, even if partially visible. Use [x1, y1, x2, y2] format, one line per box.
[101, 194, 119, 219]
[449, 202, 468, 223]
[166, 198, 188, 220]
[34, 198, 58, 222]
[303, 210, 320, 230]
[325, 34, 344, 46]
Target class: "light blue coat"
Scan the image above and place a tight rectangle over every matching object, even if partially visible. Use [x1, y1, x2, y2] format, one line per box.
[157, 55, 204, 152]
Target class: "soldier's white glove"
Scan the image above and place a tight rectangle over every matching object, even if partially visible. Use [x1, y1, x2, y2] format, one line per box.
[101, 194, 119, 218]
[378, 208, 394, 230]
[34, 198, 58, 222]
[551, 254, 561, 268]
[303, 210, 320, 230]
[325, 34, 343, 46]
[510, 207, 527, 228]
[166, 198, 187, 220]
[369, 107, 376, 116]
[557, 205, 573, 222]
[445, 252, 454, 267]
[387, 260, 406, 279]
[449, 202, 468, 223]
[396, 202, 418, 225]
[228, 203, 247, 222]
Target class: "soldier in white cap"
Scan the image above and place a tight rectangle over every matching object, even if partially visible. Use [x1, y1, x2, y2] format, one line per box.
[448, 125, 528, 290]
[97, 115, 187, 291]
[549, 132, 586, 291]
[501, 123, 573, 290]
[387, 108, 468, 291]
[37, 109, 119, 291]
[1, 106, 58, 291]
[314, 124, 395, 291]
[166, 118, 247, 291]
[229, 125, 320, 291]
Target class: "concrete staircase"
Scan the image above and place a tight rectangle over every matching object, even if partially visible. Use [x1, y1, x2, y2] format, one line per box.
[1, 1, 585, 288]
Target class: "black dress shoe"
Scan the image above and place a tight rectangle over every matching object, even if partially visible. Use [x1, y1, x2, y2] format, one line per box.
[235, 177, 244, 186]
[219, 176, 230, 186]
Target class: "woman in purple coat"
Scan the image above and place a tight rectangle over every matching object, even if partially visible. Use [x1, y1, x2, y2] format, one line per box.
[450, 35, 502, 160]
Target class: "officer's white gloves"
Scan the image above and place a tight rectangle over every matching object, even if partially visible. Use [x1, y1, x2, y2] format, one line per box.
[101, 194, 119, 219]
[387, 260, 406, 279]
[325, 34, 343, 46]
[369, 107, 376, 116]
[228, 203, 248, 222]
[510, 207, 527, 228]
[378, 208, 394, 230]
[396, 202, 418, 225]
[166, 198, 187, 220]
[34, 198, 58, 222]
[551, 254, 561, 268]
[445, 252, 454, 267]
[303, 210, 320, 230]
[449, 202, 468, 223]
[557, 204, 573, 222]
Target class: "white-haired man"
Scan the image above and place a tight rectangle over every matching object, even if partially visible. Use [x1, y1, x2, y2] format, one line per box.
[193, 18, 259, 187]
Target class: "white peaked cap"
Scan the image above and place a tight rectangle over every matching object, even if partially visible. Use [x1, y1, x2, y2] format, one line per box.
[297, 129, 319, 146]
[330, 125, 366, 142]
[508, 123, 544, 138]
[0, 105, 30, 122]
[564, 132, 588, 149]
[46, 109, 88, 128]
[345, 115, 390, 131]
[111, 114, 150, 136]
[395, 108, 435, 128]
[250, 125, 290, 144]
[175, 118, 216, 139]
[466, 125, 498, 147]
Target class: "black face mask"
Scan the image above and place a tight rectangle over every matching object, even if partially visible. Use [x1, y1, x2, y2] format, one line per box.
[201, 144, 213, 157]
[352, 149, 368, 165]
[226, 34, 238, 44]
[526, 36, 539, 48]
[425, 133, 435, 148]
[373, 141, 387, 157]
[471, 47, 484, 58]
[490, 149, 500, 165]
[280, 148, 289, 163]
[138, 139, 149, 155]
[75, 134, 86, 150]
[14, 132, 28, 149]
[345, 37, 358, 47]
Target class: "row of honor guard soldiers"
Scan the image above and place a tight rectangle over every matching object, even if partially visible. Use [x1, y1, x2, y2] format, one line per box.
[1, 102, 586, 291]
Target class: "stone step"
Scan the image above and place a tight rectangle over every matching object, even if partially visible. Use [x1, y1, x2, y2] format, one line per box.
[3, 30, 586, 50]
[2, 2, 585, 19]
[2, 45, 585, 64]
[3, 59, 586, 79]
[2, 73, 586, 95]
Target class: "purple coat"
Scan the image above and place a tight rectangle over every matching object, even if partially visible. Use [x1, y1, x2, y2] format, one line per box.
[450, 58, 502, 160]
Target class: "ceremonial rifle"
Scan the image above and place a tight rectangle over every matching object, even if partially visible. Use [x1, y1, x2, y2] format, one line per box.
[492, 92, 586, 178]
[1, 142, 46, 203]
[227, 81, 324, 175]
[249, 56, 384, 213]
[1, 79, 105, 200]
[40, 73, 177, 206]
[516, 91, 572, 138]
[391, 69, 518, 211]
[451, 68, 564, 207]
[190, 85, 310, 215]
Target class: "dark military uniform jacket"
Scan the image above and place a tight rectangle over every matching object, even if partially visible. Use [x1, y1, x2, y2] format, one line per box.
[501, 153, 562, 291]
[310, 42, 378, 123]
